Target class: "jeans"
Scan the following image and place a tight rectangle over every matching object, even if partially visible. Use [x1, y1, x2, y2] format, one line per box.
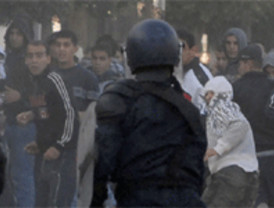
[34, 149, 77, 207]
[202, 165, 259, 208]
[5, 123, 36, 207]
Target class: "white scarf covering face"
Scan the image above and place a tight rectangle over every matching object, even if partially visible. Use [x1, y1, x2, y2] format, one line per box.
[206, 92, 241, 137]
[204, 76, 241, 136]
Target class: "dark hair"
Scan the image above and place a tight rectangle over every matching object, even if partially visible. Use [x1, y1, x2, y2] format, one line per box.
[91, 43, 112, 57]
[176, 28, 195, 48]
[27, 40, 50, 55]
[55, 29, 78, 45]
[96, 34, 118, 56]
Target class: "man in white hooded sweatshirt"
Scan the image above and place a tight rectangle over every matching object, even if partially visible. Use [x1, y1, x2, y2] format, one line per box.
[202, 76, 259, 207]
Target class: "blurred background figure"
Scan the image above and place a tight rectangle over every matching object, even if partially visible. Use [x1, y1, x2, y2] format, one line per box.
[89, 43, 123, 93]
[0, 48, 6, 80]
[263, 49, 274, 79]
[95, 34, 125, 77]
[80, 46, 92, 68]
[46, 32, 59, 67]
[222, 27, 248, 83]
[176, 28, 213, 112]
[211, 45, 228, 76]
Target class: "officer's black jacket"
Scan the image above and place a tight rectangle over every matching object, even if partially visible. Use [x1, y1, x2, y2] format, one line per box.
[92, 73, 207, 205]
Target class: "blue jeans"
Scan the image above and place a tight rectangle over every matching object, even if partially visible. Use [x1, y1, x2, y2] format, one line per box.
[5, 123, 36, 207]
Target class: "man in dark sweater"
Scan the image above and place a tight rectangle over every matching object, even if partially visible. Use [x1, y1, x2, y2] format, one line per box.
[89, 44, 123, 94]
[53, 30, 99, 120]
[17, 41, 79, 207]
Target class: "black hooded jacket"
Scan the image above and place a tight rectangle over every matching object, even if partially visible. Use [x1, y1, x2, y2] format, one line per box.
[233, 71, 274, 152]
[3, 15, 34, 124]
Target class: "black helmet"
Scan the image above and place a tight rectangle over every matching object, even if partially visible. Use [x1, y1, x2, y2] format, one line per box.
[126, 19, 180, 73]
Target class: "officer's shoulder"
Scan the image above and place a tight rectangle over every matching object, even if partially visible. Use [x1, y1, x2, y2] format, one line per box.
[96, 79, 139, 117]
[102, 79, 140, 97]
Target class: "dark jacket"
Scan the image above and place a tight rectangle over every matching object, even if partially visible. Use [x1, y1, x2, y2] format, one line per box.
[55, 65, 99, 112]
[92, 72, 207, 206]
[26, 68, 79, 153]
[233, 71, 274, 152]
[3, 15, 34, 124]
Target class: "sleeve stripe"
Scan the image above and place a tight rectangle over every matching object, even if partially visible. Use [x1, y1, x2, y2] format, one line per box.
[48, 72, 75, 146]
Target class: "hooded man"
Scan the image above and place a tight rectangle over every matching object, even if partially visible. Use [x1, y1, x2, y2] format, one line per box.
[223, 27, 248, 83]
[202, 76, 258, 207]
[263, 49, 274, 79]
[2, 14, 36, 207]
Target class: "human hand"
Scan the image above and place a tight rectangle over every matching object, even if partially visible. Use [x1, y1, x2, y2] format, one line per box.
[204, 148, 218, 161]
[43, 147, 60, 160]
[4, 86, 21, 103]
[24, 141, 40, 154]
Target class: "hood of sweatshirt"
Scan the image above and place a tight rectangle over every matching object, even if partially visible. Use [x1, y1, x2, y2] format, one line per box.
[4, 14, 34, 52]
[223, 27, 248, 61]
[204, 76, 241, 136]
[263, 49, 274, 70]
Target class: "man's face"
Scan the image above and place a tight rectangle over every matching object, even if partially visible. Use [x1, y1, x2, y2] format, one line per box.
[225, 35, 239, 59]
[205, 91, 214, 105]
[238, 59, 251, 76]
[265, 65, 274, 79]
[55, 38, 77, 66]
[215, 51, 228, 72]
[9, 28, 25, 49]
[181, 40, 195, 66]
[25, 45, 50, 76]
[91, 50, 111, 75]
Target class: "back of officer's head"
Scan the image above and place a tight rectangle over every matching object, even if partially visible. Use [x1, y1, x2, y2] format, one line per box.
[126, 19, 180, 74]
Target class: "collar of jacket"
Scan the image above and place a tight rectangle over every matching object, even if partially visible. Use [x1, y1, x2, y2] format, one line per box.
[242, 71, 267, 80]
[135, 68, 172, 82]
[31, 66, 51, 80]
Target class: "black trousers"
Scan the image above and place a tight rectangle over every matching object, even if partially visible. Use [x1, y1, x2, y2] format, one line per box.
[34, 150, 77, 207]
[202, 165, 259, 208]
[115, 184, 205, 207]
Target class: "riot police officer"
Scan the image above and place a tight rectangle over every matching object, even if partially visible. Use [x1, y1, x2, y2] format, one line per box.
[91, 19, 207, 207]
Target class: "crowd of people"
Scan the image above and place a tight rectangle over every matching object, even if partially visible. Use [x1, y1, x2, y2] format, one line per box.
[0, 13, 272, 208]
